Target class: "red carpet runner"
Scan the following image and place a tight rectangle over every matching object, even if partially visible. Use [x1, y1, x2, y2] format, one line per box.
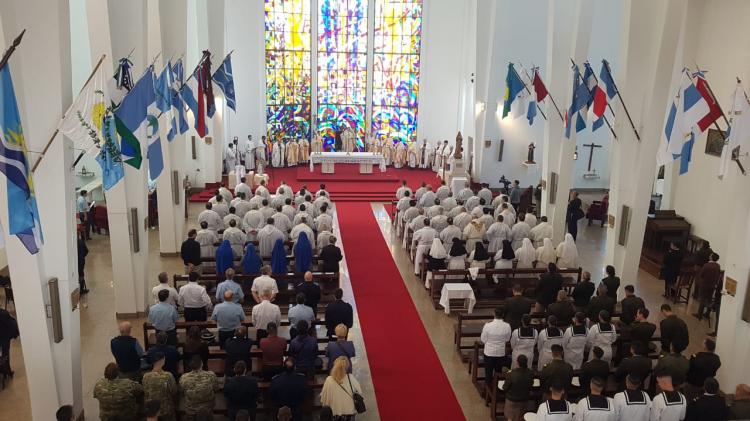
[336, 202, 465, 420]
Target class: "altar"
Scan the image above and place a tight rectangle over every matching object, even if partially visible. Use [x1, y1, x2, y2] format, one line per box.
[309, 151, 386, 174]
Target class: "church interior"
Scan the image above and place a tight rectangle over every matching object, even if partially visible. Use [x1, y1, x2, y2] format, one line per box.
[1, 0, 750, 420]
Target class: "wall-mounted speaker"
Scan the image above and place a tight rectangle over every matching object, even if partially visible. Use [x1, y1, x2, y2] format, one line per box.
[172, 170, 180, 205]
[48, 278, 63, 343]
[498, 139, 504, 161]
[618, 205, 631, 246]
[549, 172, 558, 205]
[130, 207, 139, 253]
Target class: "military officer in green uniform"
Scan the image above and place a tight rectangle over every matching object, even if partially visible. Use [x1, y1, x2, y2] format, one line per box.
[93, 362, 144, 421]
[180, 355, 219, 420]
[142, 352, 178, 421]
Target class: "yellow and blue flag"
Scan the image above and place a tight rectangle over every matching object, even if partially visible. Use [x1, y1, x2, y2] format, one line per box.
[0, 66, 42, 254]
[502, 63, 525, 119]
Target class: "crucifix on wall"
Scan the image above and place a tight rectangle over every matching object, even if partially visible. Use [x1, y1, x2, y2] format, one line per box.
[583, 142, 602, 171]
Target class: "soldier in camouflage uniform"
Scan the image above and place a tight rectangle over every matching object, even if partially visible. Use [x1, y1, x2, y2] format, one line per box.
[93, 362, 144, 421]
[180, 355, 219, 420]
[142, 352, 178, 421]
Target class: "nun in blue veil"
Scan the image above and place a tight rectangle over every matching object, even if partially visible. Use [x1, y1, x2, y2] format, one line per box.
[294, 232, 313, 273]
[241, 243, 262, 275]
[215, 240, 234, 279]
[271, 239, 288, 274]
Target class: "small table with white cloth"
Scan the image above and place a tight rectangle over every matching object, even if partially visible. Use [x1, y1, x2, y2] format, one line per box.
[309, 152, 386, 173]
[439, 283, 477, 314]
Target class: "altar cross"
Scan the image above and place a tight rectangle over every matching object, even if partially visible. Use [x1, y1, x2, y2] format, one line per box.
[583, 143, 602, 171]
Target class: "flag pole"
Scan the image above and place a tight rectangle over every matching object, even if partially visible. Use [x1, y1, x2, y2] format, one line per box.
[149, 51, 162, 68]
[585, 61, 618, 118]
[0, 30, 26, 72]
[602, 60, 641, 141]
[522, 64, 564, 122]
[693, 65, 744, 174]
[510, 63, 547, 121]
[31, 54, 107, 172]
[570, 58, 617, 140]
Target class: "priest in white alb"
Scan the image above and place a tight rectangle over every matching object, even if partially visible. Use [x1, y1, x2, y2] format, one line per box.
[394, 142, 407, 168]
[407, 141, 418, 168]
[222, 219, 247, 257]
[298, 137, 310, 163]
[244, 135, 255, 172]
[530, 216, 553, 247]
[486, 215, 511, 253]
[510, 213, 531, 250]
[271, 140, 284, 167]
[257, 220, 285, 257]
[312, 133, 323, 153]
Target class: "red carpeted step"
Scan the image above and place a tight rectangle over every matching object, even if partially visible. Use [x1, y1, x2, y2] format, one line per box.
[336, 203, 464, 420]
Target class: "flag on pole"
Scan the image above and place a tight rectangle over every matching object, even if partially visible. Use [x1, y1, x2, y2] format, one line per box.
[155, 64, 175, 142]
[200, 50, 216, 118]
[0, 66, 42, 254]
[693, 71, 723, 132]
[169, 60, 188, 136]
[718, 82, 750, 178]
[658, 70, 710, 174]
[518, 65, 536, 125]
[96, 114, 125, 190]
[58, 59, 110, 155]
[582, 62, 597, 128]
[212, 54, 236, 111]
[502, 63, 525, 119]
[591, 60, 616, 131]
[182, 69, 208, 138]
[532, 67, 549, 102]
[110, 57, 134, 106]
[565, 65, 591, 139]
[114, 68, 158, 169]
[146, 115, 163, 179]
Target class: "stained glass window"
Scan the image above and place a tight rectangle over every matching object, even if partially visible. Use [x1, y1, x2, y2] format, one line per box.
[372, 0, 422, 144]
[265, 0, 312, 143]
[317, 0, 369, 150]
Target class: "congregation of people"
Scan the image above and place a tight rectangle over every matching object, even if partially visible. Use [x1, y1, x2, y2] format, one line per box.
[391, 180, 746, 421]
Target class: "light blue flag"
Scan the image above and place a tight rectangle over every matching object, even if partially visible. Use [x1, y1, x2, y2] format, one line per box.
[155, 64, 176, 141]
[169, 60, 188, 135]
[212, 55, 236, 111]
[146, 115, 163, 179]
[0, 66, 42, 254]
[96, 114, 125, 190]
[114, 68, 157, 167]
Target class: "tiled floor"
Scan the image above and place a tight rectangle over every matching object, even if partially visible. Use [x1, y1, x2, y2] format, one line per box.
[0, 199, 714, 420]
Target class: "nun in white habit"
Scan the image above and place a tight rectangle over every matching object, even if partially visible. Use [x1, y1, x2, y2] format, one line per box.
[556, 233, 579, 268]
[515, 238, 536, 269]
[536, 238, 557, 267]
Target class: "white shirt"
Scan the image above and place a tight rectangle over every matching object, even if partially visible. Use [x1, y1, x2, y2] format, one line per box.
[480, 319, 511, 357]
[574, 395, 616, 421]
[649, 391, 686, 421]
[251, 275, 279, 296]
[537, 399, 573, 421]
[613, 390, 651, 421]
[178, 282, 213, 310]
[412, 226, 438, 247]
[152, 284, 178, 306]
[251, 300, 281, 331]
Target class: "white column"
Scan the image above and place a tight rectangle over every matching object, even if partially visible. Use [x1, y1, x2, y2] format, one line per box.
[0, 0, 82, 419]
[88, 0, 152, 316]
[604, 0, 686, 283]
[472, 0, 498, 180]
[155, 0, 188, 255]
[541, 0, 593, 243]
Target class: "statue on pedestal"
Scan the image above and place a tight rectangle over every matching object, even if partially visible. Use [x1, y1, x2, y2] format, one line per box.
[526, 142, 536, 164]
[454, 131, 463, 159]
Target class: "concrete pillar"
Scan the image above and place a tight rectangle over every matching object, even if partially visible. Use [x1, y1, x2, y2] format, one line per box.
[0, 0, 82, 419]
[604, 0, 686, 283]
[541, 0, 593, 243]
[88, 0, 151, 316]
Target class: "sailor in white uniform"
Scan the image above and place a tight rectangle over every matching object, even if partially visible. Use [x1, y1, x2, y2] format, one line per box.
[586, 311, 618, 364]
[613, 375, 651, 421]
[649, 373, 686, 421]
[510, 314, 538, 369]
[536, 382, 573, 421]
[563, 312, 589, 370]
[574, 377, 616, 421]
[537, 316, 565, 370]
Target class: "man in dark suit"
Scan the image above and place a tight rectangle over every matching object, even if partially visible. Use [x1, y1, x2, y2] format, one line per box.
[580, 346, 610, 392]
[320, 236, 343, 273]
[586, 285, 615, 322]
[269, 358, 311, 419]
[505, 284, 534, 330]
[180, 229, 202, 274]
[685, 339, 721, 400]
[571, 271, 595, 311]
[615, 341, 652, 388]
[295, 271, 322, 314]
[660, 304, 689, 354]
[685, 377, 729, 421]
[620, 285, 645, 325]
[629, 307, 656, 345]
[540, 344, 573, 394]
[324, 288, 353, 338]
[535, 263, 563, 312]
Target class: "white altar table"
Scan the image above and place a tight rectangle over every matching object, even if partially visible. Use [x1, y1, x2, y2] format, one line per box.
[309, 152, 386, 173]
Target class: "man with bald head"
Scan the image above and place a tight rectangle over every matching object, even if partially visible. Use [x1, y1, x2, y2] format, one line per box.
[212, 290, 246, 348]
[110, 321, 145, 380]
[295, 271, 322, 314]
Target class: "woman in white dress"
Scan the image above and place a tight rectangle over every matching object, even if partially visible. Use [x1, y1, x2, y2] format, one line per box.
[536, 237, 557, 267]
[425, 238, 448, 288]
[556, 233, 579, 268]
[514, 238, 536, 269]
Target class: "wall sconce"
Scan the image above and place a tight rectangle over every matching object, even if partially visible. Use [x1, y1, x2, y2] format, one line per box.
[574, 145, 578, 160]
[475, 102, 486, 115]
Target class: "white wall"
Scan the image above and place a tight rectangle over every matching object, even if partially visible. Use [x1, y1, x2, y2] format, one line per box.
[474, 0, 619, 189]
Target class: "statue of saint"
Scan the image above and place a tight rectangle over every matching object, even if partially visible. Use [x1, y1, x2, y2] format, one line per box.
[526, 142, 536, 164]
[454, 131, 463, 159]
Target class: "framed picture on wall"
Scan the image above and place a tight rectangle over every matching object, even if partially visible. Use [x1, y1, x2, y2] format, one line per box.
[705, 128, 726, 157]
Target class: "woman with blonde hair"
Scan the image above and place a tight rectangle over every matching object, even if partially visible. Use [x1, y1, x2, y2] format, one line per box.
[320, 356, 363, 419]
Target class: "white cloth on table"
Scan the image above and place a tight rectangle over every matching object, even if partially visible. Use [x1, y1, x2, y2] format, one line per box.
[309, 151, 386, 172]
[439, 283, 476, 314]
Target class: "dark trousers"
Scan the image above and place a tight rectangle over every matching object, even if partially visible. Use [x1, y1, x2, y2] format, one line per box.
[696, 286, 715, 318]
[567, 216, 579, 240]
[160, 329, 178, 347]
[483, 354, 511, 384]
[218, 330, 234, 348]
[262, 364, 283, 381]
[184, 307, 207, 322]
[0, 338, 10, 369]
